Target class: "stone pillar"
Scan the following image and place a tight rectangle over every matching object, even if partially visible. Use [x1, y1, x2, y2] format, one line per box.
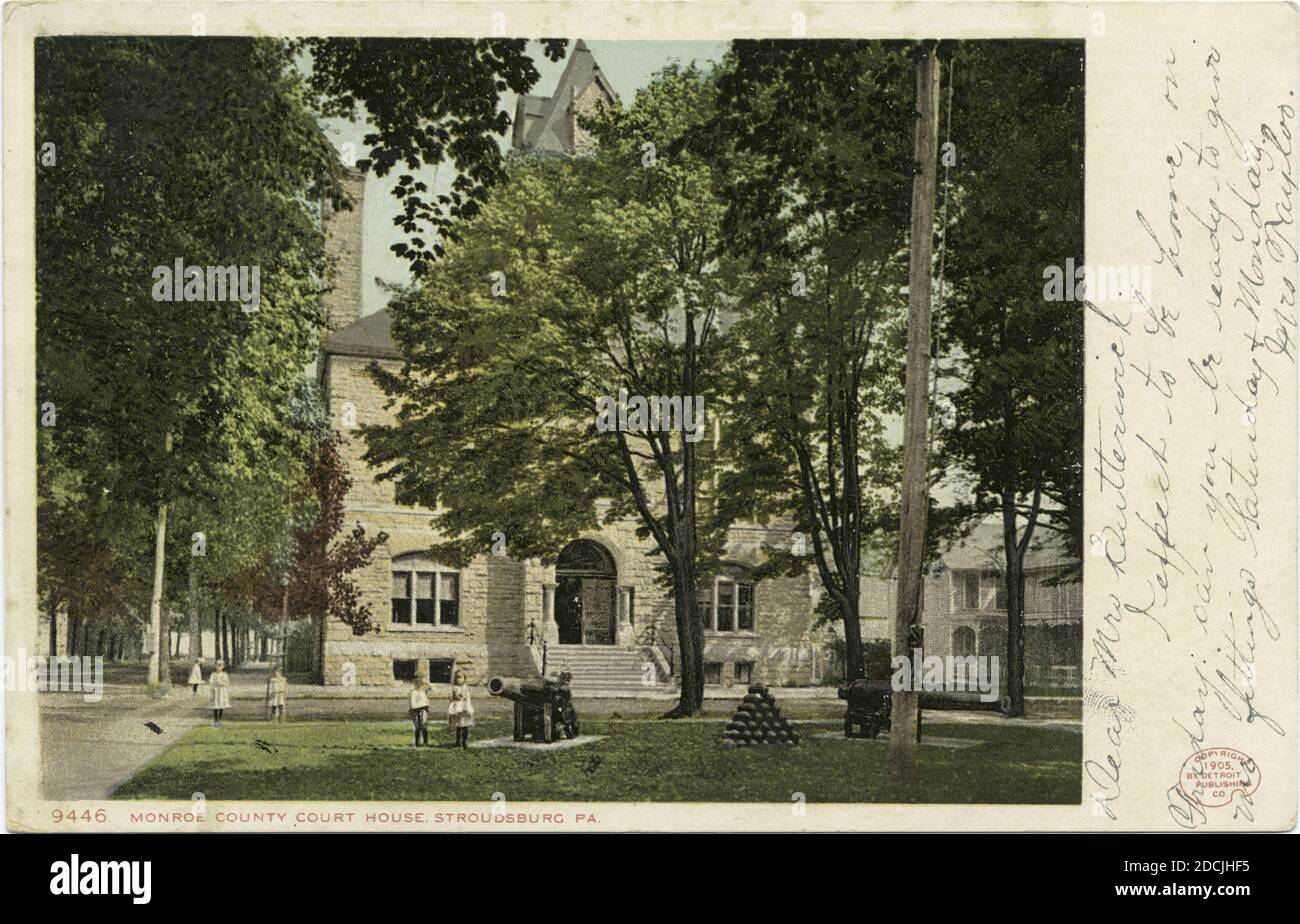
[542, 583, 559, 647]
[616, 586, 634, 646]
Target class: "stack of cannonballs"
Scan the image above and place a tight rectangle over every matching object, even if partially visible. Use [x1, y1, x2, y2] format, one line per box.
[721, 684, 800, 747]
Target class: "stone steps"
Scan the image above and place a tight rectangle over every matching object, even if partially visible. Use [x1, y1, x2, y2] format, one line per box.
[545, 646, 667, 692]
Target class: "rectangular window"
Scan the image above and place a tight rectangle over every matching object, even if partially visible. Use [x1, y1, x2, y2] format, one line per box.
[734, 661, 754, 685]
[716, 581, 735, 632]
[704, 662, 723, 685]
[392, 568, 462, 628]
[439, 573, 460, 626]
[737, 584, 754, 631]
[428, 658, 454, 684]
[994, 576, 1008, 611]
[415, 572, 436, 624]
[391, 572, 412, 625]
[964, 573, 980, 610]
[392, 659, 418, 682]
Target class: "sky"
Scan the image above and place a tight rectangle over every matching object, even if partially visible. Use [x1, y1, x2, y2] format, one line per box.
[318, 40, 730, 316]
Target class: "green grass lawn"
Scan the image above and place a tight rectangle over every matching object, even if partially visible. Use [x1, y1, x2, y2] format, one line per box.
[114, 717, 1081, 804]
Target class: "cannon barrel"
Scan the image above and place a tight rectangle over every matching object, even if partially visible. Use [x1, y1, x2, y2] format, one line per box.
[919, 690, 1007, 712]
[488, 675, 540, 706]
[838, 679, 1005, 712]
[838, 679, 889, 700]
[487, 676, 553, 705]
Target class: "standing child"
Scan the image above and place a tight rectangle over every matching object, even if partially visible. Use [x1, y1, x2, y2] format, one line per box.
[448, 670, 474, 749]
[188, 659, 204, 696]
[409, 677, 430, 747]
[268, 668, 287, 723]
[209, 660, 230, 727]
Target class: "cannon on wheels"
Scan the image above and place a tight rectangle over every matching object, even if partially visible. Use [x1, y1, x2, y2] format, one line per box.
[838, 679, 892, 739]
[839, 678, 1010, 738]
[488, 673, 580, 743]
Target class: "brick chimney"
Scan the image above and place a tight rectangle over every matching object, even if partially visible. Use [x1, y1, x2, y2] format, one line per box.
[322, 166, 365, 331]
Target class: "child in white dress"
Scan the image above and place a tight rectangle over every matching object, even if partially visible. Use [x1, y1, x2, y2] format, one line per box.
[447, 670, 474, 749]
[267, 668, 287, 722]
[209, 660, 230, 727]
[188, 660, 203, 695]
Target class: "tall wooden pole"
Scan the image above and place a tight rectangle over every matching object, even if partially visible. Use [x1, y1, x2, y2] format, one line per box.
[889, 41, 940, 784]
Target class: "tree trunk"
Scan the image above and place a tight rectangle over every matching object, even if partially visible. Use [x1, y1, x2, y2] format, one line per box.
[187, 565, 201, 660]
[841, 586, 865, 682]
[668, 566, 705, 717]
[316, 616, 327, 684]
[47, 596, 59, 657]
[1004, 546, 1026, 717]
[97, 628, 107, 657]
[889, 42, 940, 784]
[148, 508, 170, 688]
[666, 302, 705, 718]
[148, 431, 173, 688]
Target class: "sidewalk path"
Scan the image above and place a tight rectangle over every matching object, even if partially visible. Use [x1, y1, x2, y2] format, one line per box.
[38, 662, 277, 801]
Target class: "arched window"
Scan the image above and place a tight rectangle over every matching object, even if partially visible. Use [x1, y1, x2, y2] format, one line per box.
[697, 564, 756, 633]
[391, 552, 460, 628]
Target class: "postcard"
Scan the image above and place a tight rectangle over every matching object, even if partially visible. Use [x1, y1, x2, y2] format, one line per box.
[4, 0, 1296, 832]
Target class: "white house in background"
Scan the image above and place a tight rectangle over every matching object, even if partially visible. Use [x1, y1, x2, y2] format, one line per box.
[860, 522, 1082, 692]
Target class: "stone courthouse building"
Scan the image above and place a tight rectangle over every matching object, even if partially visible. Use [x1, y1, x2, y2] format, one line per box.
[317, 43, 824, 693]
[314, 42, 1082, 694]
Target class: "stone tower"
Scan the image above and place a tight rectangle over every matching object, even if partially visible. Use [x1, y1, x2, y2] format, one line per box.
[322, 166, 365, 331]
[511, 39, 620, 155]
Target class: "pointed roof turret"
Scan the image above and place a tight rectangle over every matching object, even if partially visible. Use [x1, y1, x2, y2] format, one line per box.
[512, 39, 619, 154]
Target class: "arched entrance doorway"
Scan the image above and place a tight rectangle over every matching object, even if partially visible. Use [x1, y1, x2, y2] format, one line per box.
[555, 539, 617, 645]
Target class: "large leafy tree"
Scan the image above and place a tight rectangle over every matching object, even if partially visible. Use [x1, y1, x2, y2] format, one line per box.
[166, 382, 325, 662]
[37, 36, 576, 687]
[36, 37, 341, 685]
[298, 37, 569, 275]
[234, 428, 388, 681]
[938, 41, 1085, 715]
[366, 65, 738, 715]
[708, 41, 914, 682]
[37, 427, 149, 656]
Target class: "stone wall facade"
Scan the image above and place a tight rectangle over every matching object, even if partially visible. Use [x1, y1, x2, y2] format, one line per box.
[320, 350, 826, 691]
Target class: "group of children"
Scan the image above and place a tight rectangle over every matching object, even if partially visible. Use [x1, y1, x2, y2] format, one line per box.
[409, 670, 475, 749]
[186, 658, 476, 748]
[187, 659, 284, 727]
